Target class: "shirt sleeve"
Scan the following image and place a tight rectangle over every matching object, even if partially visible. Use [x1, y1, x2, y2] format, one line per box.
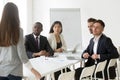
[60, 34, 67, 51]
[17, 28, 31, 64]
[24, 61, 33, 70]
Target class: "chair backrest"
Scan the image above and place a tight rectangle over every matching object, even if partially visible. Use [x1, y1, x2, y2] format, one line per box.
[94, 60, 107, 73]
[107, 58, 117, 68]
[118, 46, 120, 58]
[58, 71, 75, 80]
[107, 58, 119, 79]
[80, 65, 96, 79]
[118, 46, 120, 53]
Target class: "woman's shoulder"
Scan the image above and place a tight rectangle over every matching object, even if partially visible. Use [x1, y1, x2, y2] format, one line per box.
[48, 33, 55, 37]
[59, 34, 64, 38]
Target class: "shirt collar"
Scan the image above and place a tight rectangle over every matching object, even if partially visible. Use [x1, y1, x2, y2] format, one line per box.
[33, 33, 40, 39]
[93, 34, 102, 42]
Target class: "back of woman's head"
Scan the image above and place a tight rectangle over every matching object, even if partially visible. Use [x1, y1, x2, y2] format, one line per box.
[0, 2, 20, 46]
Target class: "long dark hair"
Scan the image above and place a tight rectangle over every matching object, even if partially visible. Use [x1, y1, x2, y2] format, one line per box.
[0, 2, 20, 46]
[49, 21, 63, 33]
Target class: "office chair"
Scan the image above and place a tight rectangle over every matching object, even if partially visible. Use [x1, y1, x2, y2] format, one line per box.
[79, 65, 96, 80]
[58, 71, 75, 80]
[94, 60, 107, 80]
[107, 58, 119, 80]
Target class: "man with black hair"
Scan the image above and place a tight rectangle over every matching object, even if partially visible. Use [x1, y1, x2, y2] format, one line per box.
[25, 22, 54, 59]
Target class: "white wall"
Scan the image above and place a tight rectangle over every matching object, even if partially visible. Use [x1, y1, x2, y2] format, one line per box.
[26, 0, 33, 34]
[27, 0, 120, 49]
[50, 8, 82, 49]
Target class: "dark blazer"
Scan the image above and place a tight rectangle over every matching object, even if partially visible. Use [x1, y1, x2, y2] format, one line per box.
[25, 34, 54, 59]
[82, 34, 119, 78]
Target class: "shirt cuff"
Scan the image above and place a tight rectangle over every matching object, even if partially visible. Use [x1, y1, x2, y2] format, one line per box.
[24, 61, 33, 70]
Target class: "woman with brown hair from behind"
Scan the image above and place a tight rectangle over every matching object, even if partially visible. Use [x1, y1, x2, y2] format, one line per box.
[0, 2, 41, 80]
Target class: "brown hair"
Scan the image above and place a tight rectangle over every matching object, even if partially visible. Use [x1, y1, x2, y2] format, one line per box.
[88, 18, 96, 23]
[49, 21, 63, 33]
[0, 2, 20, 46]
[95, 19, 105, 28]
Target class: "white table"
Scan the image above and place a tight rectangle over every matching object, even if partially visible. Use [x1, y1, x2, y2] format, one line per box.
[23, 52, 82, 80]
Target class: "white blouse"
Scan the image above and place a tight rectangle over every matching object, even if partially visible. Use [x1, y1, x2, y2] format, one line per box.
[0, 28, 32, 77]
[47, 33, 67, 51]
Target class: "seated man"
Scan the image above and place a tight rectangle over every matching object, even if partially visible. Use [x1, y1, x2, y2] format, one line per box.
[75, 19, 119, 80]
[25, 22, 54, 59]
[87, 18, 97, 34]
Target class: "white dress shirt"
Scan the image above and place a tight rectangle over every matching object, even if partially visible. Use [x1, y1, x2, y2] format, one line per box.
[93, 34, 102, 64]
[93, 34, 102, 54]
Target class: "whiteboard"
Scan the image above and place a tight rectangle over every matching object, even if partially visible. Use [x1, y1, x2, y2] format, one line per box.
[50, 8, 82, 49]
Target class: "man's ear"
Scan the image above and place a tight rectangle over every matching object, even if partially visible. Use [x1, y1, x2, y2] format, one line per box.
[41, 28, 43, 32]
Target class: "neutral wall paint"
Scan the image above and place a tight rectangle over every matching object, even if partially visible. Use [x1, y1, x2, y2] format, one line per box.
[27, 0, 120, 49]
[26, 0, 33, 34]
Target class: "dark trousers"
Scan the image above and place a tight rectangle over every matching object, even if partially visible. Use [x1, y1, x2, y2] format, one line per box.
[40, 77, 45, 80]
[96, 66, 116, 79]
[0, 75, 45, 80]
[0, 74, 22, 80]
[54, 68, 71, 80]
[75, 67, 83, 80]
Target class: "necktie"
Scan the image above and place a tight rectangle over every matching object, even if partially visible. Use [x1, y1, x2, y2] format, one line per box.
[35, 36, 38, 49]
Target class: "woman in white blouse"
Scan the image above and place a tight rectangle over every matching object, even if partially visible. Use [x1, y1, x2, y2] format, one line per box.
[48, 21, 69, 80]
[0, 2, 41, 80]
[48, 21, 67, 53]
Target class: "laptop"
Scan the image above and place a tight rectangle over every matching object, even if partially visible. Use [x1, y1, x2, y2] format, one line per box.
[71, 44, 80, 53]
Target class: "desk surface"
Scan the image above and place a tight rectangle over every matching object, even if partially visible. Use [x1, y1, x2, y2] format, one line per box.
[23, 52, 82, 80]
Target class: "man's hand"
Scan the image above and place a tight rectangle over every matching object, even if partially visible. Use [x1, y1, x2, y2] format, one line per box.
[91, 54, 100, 60]
[39, 50, 48, 56]
[83, 53, 90, 59]
[32, 50, 49, 57]
[55, 48, 63, 53]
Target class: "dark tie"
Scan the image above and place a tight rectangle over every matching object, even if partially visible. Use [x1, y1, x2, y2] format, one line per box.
[35, 36, 38, 49]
